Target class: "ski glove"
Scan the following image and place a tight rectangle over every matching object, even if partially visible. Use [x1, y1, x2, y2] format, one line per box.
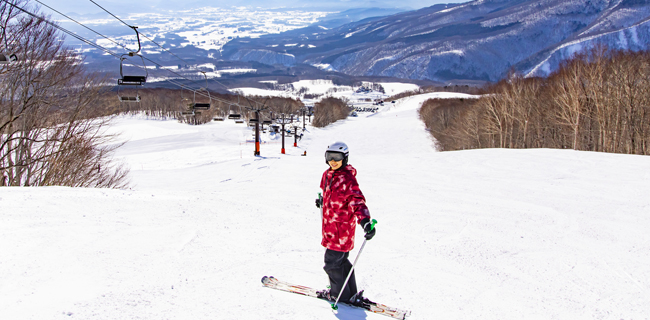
[360, 218, 376, 240]
[315, 198, 322, 208]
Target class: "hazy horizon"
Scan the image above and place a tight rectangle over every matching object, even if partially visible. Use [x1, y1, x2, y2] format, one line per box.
[37, 0, 466, 15]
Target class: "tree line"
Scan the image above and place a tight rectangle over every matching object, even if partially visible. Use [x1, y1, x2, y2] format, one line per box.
[312, 97, 351, 128]
[420, 46, 650, 155]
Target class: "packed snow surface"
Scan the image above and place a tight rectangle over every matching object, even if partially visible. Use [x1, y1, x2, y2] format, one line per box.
[2, 93, 650, 320]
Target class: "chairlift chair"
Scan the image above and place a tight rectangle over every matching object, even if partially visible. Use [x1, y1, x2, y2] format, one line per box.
[118, 53, 148, 85]
[192, 90, 211, 110]
[119, 95, 141, 103]
[116, 27, 147, 102]
[193, 103, 210, 110]
[213, 111, 225, 121]
[118, 27, 147, 84]
[180, 87, 193, 111]
[262, 113, 272, 125]
[191, 73, 211, 110]
[117, 85, 142, 103]
[0, 26, 17, 65]
[248, 109, 261, 124]
[228, 104, 242, 119]
[0, 53, 17, 65]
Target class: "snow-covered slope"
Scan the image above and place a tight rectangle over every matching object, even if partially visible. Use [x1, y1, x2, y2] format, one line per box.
[2, 92, 650, 320]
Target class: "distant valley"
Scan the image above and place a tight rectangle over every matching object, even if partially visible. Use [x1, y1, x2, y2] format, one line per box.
[222, 0, 650, 82]
[53, 0, 650, 88]
[57, 6, 415, 91]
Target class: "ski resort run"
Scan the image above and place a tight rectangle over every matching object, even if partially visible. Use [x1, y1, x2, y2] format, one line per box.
[1, 90, 650, 320]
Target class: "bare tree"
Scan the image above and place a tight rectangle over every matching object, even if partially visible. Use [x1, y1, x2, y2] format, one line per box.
[418, 46, 650, 156]
[0, 1, 128, 187]
[313, 97, 350, 128]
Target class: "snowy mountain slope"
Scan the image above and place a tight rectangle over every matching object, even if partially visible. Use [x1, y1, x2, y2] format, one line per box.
[2, 90, 650, 319]
[223, 0, 650, 82]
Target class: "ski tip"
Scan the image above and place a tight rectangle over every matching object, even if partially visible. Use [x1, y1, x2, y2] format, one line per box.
[261, 276, 277, 286]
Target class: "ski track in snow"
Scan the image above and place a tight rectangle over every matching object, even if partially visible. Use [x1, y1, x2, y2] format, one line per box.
[1, 92, 650, 320]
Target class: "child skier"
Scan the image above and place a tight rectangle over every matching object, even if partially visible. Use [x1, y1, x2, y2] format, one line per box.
[315, 141, 376, 306]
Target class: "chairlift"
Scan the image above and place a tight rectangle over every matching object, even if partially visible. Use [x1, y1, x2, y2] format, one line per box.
[0, 26, 17, 65]
[0, 53, 17, 65]
[180, 86, 192, 111]
[262, 112, 272, 125]
[228, 104, 242, 119]
[192, 89, 211, 110]
[116, 86, 142, 103]
[191, 72, 211, 110]
[213, 111, 225, 121]
[193, 103, 210, 110]
[118, 53, 148, 85]
[117, 26, 146, 102]
[119, 95, 141, 103]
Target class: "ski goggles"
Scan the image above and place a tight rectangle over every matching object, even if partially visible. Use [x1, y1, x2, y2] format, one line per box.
[325, 151, 345, 162]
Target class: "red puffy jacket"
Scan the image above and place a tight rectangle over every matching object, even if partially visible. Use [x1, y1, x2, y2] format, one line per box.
[320, 164, 371, 252]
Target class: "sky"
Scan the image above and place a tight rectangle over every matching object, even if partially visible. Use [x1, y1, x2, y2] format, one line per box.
[41, 0, 467, 15]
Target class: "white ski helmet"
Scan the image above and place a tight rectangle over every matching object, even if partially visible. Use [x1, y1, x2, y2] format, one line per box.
[325, 141, 349, 165]
[326, 141, 349, 157]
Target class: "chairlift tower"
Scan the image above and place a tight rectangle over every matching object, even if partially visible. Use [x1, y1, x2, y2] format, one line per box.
[244, 98, 270, 156]
[276, 113, 293, 154]
[307, 106, 313, 123]
[292, 123, 300, 147]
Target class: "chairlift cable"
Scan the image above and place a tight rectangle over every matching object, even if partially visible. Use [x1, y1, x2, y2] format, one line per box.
[135, 30, 231, 90]
[33, 0, 132, 53]
[14, 1, 209, 96]
[3, 0, 202, 95]
[86, 0, 231, 91]
[5, 0, 250, 108]
[0, 0, 122, 59]
[88, 0, 133, 29]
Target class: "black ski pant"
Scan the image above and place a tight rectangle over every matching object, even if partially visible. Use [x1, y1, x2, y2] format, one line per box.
[324, 248, 357, 302]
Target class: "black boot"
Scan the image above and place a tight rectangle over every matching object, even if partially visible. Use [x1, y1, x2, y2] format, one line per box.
[349, 290, 375, 307]
[316, 288, 334, 302]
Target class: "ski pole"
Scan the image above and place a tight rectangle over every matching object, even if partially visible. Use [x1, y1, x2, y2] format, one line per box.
[331, 219, 377, 311]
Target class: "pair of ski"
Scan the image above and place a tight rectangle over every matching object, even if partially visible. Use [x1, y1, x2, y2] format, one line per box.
[261, 276, 411, 319]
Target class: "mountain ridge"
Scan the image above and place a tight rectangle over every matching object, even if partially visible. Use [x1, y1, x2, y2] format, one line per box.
[221, 0, 650, 82]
